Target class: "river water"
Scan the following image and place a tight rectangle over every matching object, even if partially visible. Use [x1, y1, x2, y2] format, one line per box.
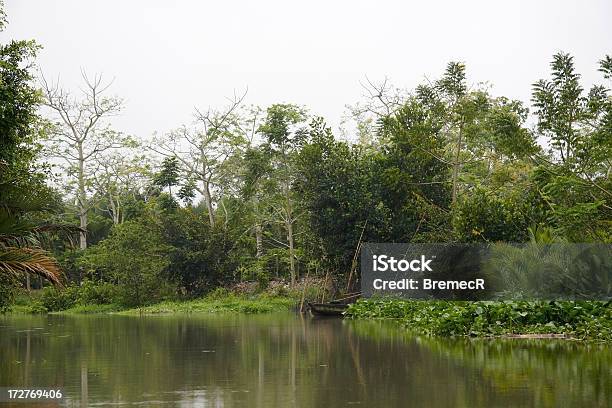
[0, 313, 609, 407]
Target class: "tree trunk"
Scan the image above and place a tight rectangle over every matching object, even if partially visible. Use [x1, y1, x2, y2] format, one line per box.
[285, 183, 296, 286]
[255, 223, 264, 258]
[79, 211, 88, 250]
[287, 221, 296, 285]
[77, 145, 88, 249]
[220, 199, 229, 230]
[451, 122, 464, 206]
[109, 193, 119, 224]
[203, 180, 215, 227]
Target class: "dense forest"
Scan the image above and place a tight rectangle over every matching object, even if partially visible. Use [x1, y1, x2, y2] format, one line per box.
[1, 4, 611, 310]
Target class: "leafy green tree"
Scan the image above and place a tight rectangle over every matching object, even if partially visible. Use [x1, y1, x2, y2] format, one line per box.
[434, 62, 468, 205]
[0, 4, 68, 307]
[257, 104, 307, 285]
[153, 156, 180, 196]
[178, 178, 197, 205]
[297, 119, 381, 280]
[531, 53, 612, 241]
[376, 94, 452, 238]
[80, 214, 172, 306]
[158, 205, 247, 295]
[241, 146, 275, 259]
[453, 185, 547, 242]
[533, 53, 590, 164]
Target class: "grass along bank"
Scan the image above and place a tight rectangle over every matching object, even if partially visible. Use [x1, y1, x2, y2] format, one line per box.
[7, 286, 299, 315]
[345, 298, 612, 342]
[118, 293, 296, 315]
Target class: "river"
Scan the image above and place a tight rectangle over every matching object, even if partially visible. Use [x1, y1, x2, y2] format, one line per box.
[0, 313, 609, 407]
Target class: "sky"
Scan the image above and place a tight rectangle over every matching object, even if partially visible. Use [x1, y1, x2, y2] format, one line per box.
[3, 0, 611, 140]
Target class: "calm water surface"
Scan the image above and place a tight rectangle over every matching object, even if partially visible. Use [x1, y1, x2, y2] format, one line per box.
[0, 313, 610, 407]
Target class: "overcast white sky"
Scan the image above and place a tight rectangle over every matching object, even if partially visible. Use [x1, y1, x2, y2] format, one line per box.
[3, 0, 611, 139]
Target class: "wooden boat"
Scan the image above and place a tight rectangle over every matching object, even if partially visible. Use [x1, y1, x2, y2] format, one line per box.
[308, 292, 361, 317]
[308, 302, 349, 316]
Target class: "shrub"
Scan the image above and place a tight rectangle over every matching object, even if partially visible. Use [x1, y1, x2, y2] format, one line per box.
[27, 300, 48, 314]
[206, 287, 233, 300]
[453, 187, 545, 242]
[238, 260, 270, 291]
[80, 219, 172, 307]
[41, 285, 79, 311]
[77, 280, 118, 305]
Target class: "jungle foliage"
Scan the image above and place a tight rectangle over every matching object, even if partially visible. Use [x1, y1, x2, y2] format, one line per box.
[0, 3, 610, 310]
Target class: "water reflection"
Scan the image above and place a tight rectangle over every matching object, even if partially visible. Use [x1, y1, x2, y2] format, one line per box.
[0, 314, 609, 407]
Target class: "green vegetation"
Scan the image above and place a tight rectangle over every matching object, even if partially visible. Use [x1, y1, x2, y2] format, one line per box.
[119, 292, 296, 315]
[8, 285, 297, 315]
[346, 298, 612, 341]
[0, 4, 67, 311]
[59, 303, 123, 314]
[0, 3, 610, 332]
[38, 280, 118, 311]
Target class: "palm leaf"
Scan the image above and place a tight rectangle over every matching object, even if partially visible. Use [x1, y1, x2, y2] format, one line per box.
[0, 247, 63, 287]
[0, 207, 83, 248]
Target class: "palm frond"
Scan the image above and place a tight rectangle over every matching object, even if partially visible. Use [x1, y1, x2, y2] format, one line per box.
[0, 247, 63, 287]
[0, 206, 83, 247]
[32, 223, 84, 235]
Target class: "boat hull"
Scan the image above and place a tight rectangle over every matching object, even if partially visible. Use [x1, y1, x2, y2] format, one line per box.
[308, 302, 348, 317]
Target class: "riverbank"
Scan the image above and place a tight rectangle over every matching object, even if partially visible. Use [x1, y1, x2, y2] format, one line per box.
[7, 290, 611, 342]
[7, 289, 298, 315]
[345, 298, 612, 342]
[118, 294, 296, 315]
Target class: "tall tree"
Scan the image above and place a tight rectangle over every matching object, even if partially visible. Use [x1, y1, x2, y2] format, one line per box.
[531, 53, 612, 240]
[434, 62, 469, 205]
[241, 146, 274, 259]
[42, 73, 126, 249]
[532, 53, 589, 164]
[258, 104, 307, 285]
[0, 3, 66, 304]
[150, 92, 251, 227]
[91, 153, 151, 224]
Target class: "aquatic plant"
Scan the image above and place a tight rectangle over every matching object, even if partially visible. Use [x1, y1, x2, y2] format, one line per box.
[346, 298, 612, 341]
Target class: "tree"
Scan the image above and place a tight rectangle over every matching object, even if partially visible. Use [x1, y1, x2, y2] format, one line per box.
[0, 4, 67, 307]
[158, 204, 246, 295]
[80, 217, 171, 306]
[42, 72, 127, 249]
[241, 146, 275, 259]
[150, 92, 252, 227]
[91, 153, 151, 224]
[531, 53, 612, 241]
[434, 62, 470, 205]
[153, 156, 180, 196]
[297, 120, 380, 281]
[342, 76, 407, 145]
[257, 104, 307, 286]
[532, 53, 588, 164]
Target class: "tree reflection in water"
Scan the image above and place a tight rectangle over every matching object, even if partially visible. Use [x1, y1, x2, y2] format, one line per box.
[0, 314, 609, 407]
